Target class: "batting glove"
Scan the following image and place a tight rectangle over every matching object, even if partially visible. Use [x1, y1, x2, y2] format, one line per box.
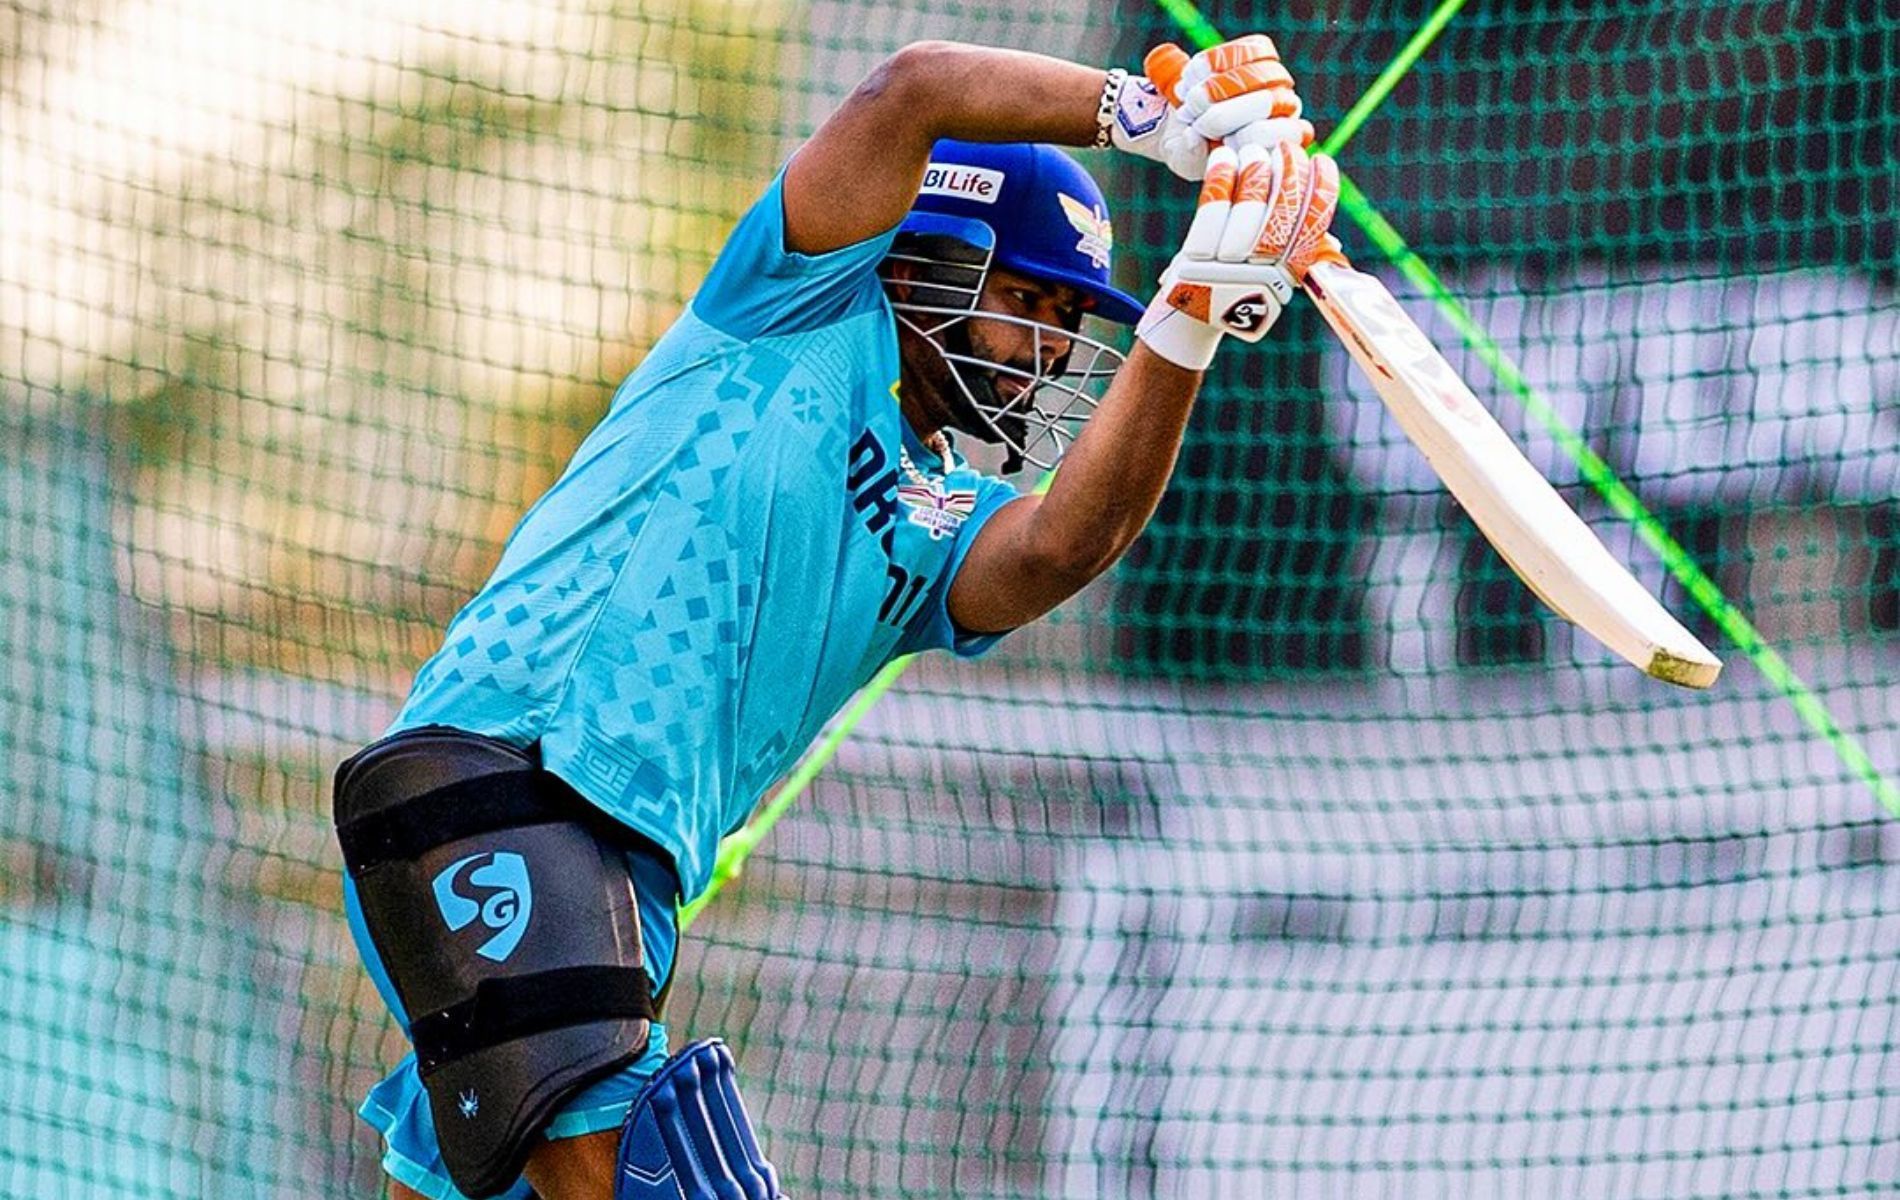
[1136, 141, 1343, 370]
[1110, 35, 1314, 181]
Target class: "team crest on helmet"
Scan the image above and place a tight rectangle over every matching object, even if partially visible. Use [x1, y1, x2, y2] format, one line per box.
[1057, 193, 1114, 270]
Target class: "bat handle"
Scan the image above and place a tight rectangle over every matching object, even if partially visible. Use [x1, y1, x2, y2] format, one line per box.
[1211, 124, 1352, 279]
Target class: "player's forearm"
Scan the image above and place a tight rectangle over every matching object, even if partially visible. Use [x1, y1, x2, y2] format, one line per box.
[943, 345, 1197, 634]
[884, 40, 1105, 148]
[1026, 342, 1200, 579]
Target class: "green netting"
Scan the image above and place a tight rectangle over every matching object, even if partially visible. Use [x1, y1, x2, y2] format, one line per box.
[2, 1, 1897, 1196]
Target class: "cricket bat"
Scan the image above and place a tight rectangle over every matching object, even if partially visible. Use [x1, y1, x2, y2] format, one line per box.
[1301, 259, 1723, 689]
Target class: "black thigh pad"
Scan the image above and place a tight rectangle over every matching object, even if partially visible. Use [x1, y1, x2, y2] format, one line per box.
[334, 726, 658, 1199]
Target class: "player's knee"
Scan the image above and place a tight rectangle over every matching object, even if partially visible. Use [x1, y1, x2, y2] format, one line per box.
[616, 1039, 781, 1200]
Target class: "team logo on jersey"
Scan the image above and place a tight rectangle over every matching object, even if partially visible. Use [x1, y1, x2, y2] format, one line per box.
[432, 851, 533, 963]
[1057, 193, 1113, 269]
[920, 163, 1005, 204]
[897, 472, 978, 540]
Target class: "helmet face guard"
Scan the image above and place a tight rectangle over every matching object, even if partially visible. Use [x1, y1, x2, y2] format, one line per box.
[885, 142, 1144, 472]
[883, 214, 1126, 472]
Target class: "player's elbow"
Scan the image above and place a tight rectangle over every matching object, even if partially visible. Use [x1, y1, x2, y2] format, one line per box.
[863, 41, 964, 124]
[975, 541, 1109, 631]
[952, 509, 1130, 631]
[883, 39, 964, 79]
[1027, 530, 1125, 595]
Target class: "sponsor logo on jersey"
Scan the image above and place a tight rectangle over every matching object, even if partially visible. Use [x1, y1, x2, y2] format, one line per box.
[920, 163, 1005, 204]
[432, 850, 533, 963]
[1057, 193, 1114, 270]
[897, 477, 978, 540]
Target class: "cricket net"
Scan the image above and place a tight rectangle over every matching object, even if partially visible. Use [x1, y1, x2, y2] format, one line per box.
[1, 1, 1896, 1195]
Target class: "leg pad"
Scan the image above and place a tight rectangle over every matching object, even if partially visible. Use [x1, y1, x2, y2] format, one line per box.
[616, 1039, 782, 1200]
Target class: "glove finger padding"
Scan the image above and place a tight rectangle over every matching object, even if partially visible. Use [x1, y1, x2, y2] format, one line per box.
[1197, 141, 1339, 278]
[1254, 145, 1339, 279]
[1187, 58, 1296, 110]
[1155, 35, 1300, 132]
[1178, 144, 1239, 260]
[1172, 34, 1283, 108]
[1198, 33, 1280, 75]
[1191, 89, 1307, 143]
[1120, 36, 1307, 181]
[1141, 43, 1191, 102]
[1215, 143, 1276, 262]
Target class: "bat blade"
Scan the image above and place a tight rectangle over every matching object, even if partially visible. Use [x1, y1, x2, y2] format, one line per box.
[1302, 260, 1722, 689]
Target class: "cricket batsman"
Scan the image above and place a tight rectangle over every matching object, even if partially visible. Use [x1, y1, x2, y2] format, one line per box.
[333, 35, 1339, 1200]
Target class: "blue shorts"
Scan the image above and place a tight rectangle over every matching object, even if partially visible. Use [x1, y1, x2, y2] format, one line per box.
[344, 846, 681, 1200]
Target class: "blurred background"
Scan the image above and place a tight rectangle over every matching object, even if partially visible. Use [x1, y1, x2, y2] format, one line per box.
[1, 0, 1896, 1195]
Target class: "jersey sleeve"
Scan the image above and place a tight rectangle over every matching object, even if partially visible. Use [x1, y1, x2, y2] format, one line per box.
[896, 475, 1024, 659]
[691, 166, 901, 341]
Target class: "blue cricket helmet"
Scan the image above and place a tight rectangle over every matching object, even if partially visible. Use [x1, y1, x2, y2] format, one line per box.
[899, 139, 1145, 326]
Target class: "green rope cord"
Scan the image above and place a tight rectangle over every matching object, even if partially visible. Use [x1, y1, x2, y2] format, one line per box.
[1151, 0, 1224, 54]
[681, 654, 913, 927]
[1316, 0, 1468, 155]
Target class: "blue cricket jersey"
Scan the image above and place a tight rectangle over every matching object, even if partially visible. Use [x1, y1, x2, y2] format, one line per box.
[391, 169, 1020, 902]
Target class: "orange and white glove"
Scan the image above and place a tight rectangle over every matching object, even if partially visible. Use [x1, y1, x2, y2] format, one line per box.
[1109, 35, 1313, 180]
[1135, 141, 1343, 370]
